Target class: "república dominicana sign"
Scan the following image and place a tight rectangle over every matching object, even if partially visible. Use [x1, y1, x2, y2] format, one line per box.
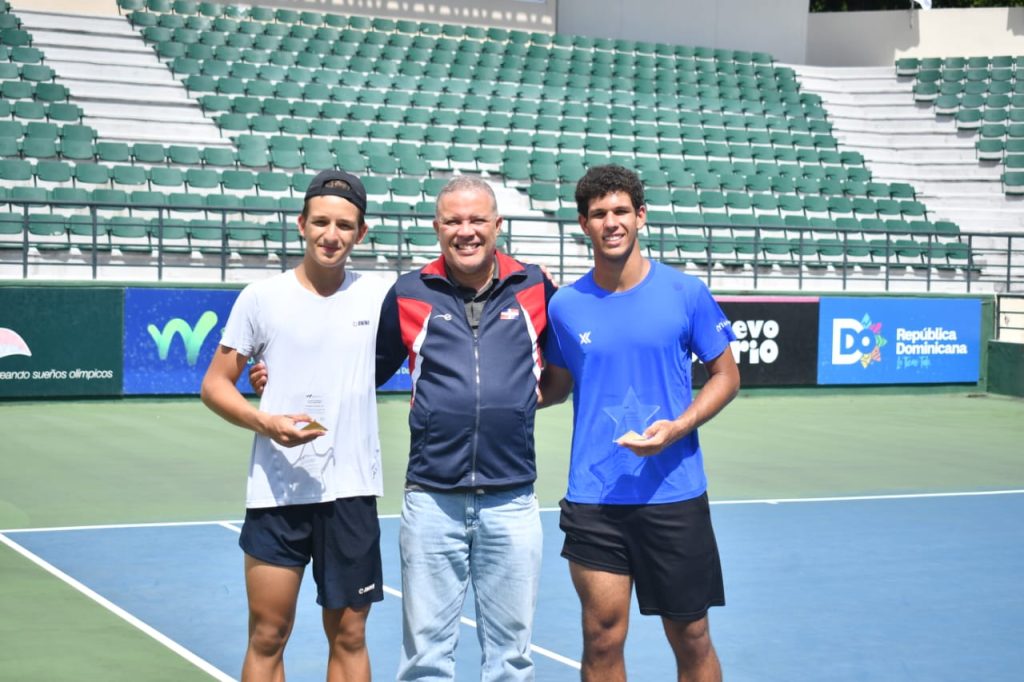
[816, 297, 981, 385]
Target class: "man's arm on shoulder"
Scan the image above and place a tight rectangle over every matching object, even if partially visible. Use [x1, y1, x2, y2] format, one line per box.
[201, 345, 323, 447]
[538, 363, 573, 408]
[375, 285, 408, 387]
[621, 347, 740, 457]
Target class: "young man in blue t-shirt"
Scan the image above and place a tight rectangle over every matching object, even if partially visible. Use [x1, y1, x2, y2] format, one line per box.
[540, 165, 740, 681]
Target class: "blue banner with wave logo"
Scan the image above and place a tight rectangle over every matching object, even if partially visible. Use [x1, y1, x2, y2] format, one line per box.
[123, 288, 250, 395]
[124, 287, 412, 394]
[817, 297, 981, 385]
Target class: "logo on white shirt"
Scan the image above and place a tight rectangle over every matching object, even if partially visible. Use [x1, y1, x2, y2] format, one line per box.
[579, 331, 592, 345]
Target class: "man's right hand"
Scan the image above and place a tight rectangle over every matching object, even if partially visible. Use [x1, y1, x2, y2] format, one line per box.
[249, 361, 268, 396]
[259, 413, 325, 447]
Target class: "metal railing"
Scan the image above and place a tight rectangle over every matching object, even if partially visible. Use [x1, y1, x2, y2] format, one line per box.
[2, 198, 1022, 293]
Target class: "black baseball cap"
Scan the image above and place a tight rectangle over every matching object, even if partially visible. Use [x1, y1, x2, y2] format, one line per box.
[303, 169, 368, 214]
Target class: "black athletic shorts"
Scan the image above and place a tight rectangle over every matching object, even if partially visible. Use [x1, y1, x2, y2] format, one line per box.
[559, 493, 724, 621]
[239, 496, 383, 610]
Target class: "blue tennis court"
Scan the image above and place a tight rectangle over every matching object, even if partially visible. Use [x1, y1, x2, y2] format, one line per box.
[3, 491, 1021, 681]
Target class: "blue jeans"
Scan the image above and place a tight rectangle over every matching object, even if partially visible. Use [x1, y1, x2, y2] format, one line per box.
[397, 484, 543, 681]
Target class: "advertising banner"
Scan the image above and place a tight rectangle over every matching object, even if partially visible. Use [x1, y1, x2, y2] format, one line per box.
[379, 359, 411, 392]
[817, 297, 982, 385]
[123, 288, 252, 395]
[0, 287, 123, 398]
[124, 287, 411, 395]
[694, 297, 820, 387]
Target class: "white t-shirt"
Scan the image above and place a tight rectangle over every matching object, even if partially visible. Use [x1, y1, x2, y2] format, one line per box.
[220, 269, 389, 508]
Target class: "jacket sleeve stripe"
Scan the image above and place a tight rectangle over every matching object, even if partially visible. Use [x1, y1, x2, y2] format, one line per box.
[397, 297, 433, 403]
[515, 282, 548, 394]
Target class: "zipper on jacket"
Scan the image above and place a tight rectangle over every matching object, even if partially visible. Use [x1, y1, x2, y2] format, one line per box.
[470, 329, 481, 487]
[437, 269, 522, 489]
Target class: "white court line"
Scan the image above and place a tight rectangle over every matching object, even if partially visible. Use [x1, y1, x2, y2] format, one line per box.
[217, 522, 582, 670]
[376, 584, 581, 670]
[6, 489, 1021, 674]
[0, 519, 244, 534]
[708, 488, 1024, 505]
[0, 532, 235, 682]
[541, 488, 1024, 512]
[4, 489, 1019, 536]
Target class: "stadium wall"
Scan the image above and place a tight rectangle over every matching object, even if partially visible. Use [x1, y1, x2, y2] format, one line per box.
[9, 0, 117, 15]
[11, 0, 557, 30]
[987, 341, 1024, 398]
[557, 0, 810, 65]
[0, 284, 993, 398]
[16, 0, 1023, 67]
[806, 7, 1024, 66]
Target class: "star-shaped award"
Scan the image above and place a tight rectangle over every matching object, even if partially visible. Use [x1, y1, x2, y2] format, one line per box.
[602, 387, 660, 443]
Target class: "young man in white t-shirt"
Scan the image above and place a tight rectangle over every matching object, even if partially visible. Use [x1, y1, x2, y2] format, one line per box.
[201, 170, 389, 682]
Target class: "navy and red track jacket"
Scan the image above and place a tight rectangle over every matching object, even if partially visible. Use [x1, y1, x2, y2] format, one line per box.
[376, 252, 556, 490]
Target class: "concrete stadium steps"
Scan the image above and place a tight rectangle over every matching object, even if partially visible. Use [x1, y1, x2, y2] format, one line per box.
[491, 184, 593, 273]
[793, 64, 1021, 234]
[15, 9, 225, 147]
[0, 7, 1008, 290]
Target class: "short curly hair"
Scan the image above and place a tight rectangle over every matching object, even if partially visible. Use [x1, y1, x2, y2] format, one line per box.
[574, 165, 645, 217]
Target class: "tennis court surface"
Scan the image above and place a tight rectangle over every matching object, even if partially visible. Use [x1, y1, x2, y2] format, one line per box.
[1, 392, 1022, 680]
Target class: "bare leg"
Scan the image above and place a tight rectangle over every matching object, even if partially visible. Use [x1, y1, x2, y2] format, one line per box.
[323, 604, 372, 682]
[662, 616, 721, 682]
[569, 561, 632, 682]
[242, 554, 303, 682]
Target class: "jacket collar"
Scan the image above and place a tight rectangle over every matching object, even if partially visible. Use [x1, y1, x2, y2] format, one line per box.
[421, 251, 525, 286]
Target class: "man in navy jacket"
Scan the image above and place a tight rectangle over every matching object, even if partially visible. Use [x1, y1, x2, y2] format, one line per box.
[251, 176, 556, 680]
[376, 176, 556, 681]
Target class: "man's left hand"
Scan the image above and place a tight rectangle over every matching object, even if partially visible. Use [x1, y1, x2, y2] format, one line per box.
[618, 419, 686, 457]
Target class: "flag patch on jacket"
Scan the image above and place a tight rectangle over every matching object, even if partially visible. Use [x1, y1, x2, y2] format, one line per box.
[499, 307, 521, 320]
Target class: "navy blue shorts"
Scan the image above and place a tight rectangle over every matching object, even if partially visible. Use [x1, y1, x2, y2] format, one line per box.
[559, 493, 725, 621]
[239, 496, 383, 610]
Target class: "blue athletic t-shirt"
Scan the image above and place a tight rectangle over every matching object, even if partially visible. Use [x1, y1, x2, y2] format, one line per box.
[545, 261, 735, 505]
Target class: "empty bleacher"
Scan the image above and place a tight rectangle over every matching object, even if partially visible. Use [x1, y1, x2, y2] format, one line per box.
[902, 55, 1024, 197]
[0, 0, 1017, 291]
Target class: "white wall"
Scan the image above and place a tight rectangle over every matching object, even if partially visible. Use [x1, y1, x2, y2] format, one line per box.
[11, 0, 119, 15]
[557, 0, 809, 64]
[12, 0, 556, 31]
[807, 7, 1024, 67]
[278, 0, 555, 31]
[14, 0, 1024, 66]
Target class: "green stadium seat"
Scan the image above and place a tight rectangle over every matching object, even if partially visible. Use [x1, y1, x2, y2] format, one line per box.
[149, 167, 185, 189]
[106, 215, 152, 253]
[26, 214, 69, 251]
[148, 217, 191, 253]
[1, 80, 33, 100]
[895, 57, 920, 76]
[10, 100, 42, 120]
[66, 214, 110, 252]
[1003, 171, 1024, 194]
[184, 218, 222, 258]
[184, 168, 220, 192]
[35, 160, 73, 185]
[22, 137, 59, 160]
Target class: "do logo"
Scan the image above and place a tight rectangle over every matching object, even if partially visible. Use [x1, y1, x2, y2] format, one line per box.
[831, 317, 883, 366]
